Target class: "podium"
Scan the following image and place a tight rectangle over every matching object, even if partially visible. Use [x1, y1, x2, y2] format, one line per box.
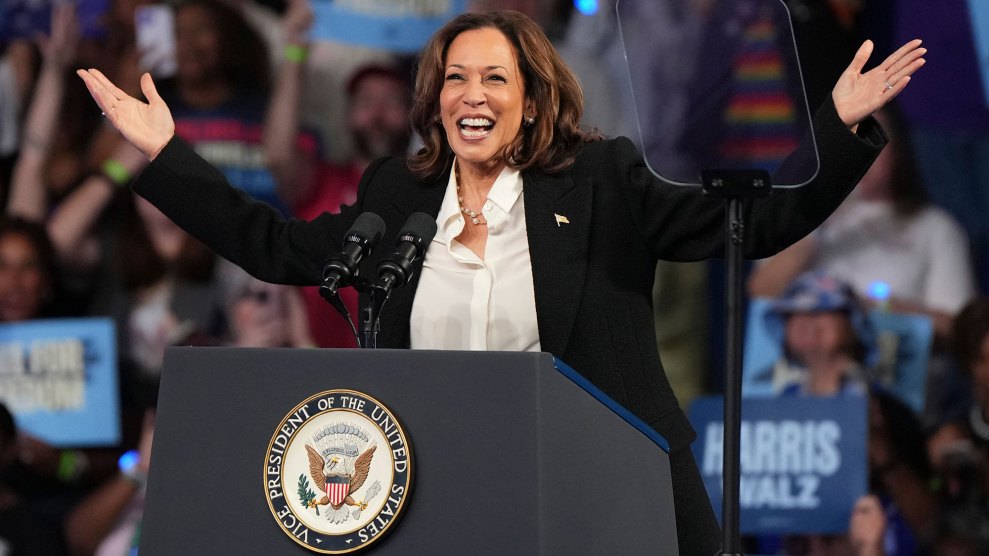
[140, 348, 678, 554]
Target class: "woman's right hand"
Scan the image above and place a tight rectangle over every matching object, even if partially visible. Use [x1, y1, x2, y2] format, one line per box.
[76, 70, 175, 160]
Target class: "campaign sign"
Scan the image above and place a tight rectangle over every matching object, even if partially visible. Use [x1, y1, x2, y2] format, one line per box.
[689, 395, 868, 534]
[0, 0, 109, 40]
[311, 0, 466, 52]
[742, 297, 931, 412]
[0, 318, 120, 447]
[968, 0, 989, 107]
[868, 311, 932, 413]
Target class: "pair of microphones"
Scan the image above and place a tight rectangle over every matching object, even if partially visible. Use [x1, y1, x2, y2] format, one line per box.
[318, 212, 437, 348]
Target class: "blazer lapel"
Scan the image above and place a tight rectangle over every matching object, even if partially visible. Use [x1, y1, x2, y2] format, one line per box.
[374, 169, 447, 348]
[523, 169, 591, 358]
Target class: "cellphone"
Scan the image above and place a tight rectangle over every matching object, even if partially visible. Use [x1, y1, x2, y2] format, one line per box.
[135, 4, 176, 77]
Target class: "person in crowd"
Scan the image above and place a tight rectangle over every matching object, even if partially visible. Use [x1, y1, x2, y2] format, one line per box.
[5, 1, 150, 321]
[225, 274, 314, 348]
[156, 0, 302, 213]
[261, 0, 413, 346]
[0, 217, 132, 550]
[0, 217, 59, 322]
[748, 104, 975, 342]
[62, 409, 154, 556]
[78, 10, 924, 552]
[923, 297, 989, 553]
[755, 272, 939, 554]
[889, 0, 989, 291]
[763, 271, 874, 396]
[949, 299, 989, 459]
[0, 402, 70, 556]
[748, 102, 975, 432]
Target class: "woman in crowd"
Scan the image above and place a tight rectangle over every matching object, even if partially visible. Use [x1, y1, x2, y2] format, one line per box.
[748, 104, 974, 342]
[77, 10, 924, 553]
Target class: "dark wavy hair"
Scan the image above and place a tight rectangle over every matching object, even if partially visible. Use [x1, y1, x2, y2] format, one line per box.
[409, 10, 600, 179]
[175, 0, 271, 92]
[0, 216, 58, 319]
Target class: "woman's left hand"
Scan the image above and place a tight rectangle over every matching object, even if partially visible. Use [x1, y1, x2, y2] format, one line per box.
[832, 39, 926, 130]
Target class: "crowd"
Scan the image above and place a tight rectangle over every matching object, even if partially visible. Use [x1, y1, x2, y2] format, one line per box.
[0, 0, 986, 554]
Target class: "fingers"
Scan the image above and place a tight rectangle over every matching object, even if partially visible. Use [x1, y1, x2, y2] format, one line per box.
[87, 68, 130, 101]
[76, 69, 115, 113]
[884, 45, 926, 76]
[141, 72, 164, 105]
[881, 55, 926, 100]
[847, 39, 874, 75]
[882, 39, 923, 71]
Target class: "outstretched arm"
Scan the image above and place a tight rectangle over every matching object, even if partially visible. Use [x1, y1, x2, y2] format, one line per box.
[76, 69, 174, 160]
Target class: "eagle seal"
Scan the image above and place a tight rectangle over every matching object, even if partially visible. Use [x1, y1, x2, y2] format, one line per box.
[263, 390, 412, 554]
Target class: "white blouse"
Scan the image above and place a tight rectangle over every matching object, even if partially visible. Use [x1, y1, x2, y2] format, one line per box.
[409, 161, 541, 352]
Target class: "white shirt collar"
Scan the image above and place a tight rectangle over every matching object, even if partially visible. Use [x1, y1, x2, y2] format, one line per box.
[436, 158, 524, 241]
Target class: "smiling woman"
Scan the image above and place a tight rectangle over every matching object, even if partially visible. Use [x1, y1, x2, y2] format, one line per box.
[76, 9, 926, 554]
[410, 11, 594, 180]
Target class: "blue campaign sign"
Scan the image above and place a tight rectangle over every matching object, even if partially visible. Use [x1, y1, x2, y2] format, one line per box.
[968, 0, 989, 107]
[689, 395, 868, 534]
[0, 0, 109, 40]
[742, 297, 931, 412]
[741, 298, 781, 397]
[311, 0, 466, 52]
[0, 318, 120, 447]
[868, 311, 932, 413]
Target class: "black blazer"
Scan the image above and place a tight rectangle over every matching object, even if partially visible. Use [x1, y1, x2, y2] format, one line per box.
[134, 99, 884, 456]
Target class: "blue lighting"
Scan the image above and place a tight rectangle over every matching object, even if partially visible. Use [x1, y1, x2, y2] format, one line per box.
[867, 281, 891, 301]
[118, 449, 140, 472]
[575, 0, 598, 16]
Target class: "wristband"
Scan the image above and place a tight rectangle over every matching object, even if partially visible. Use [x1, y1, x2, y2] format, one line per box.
[284, 44, 308, 64]
[57, 449, 89, 482]
[101, 159, 132, 186]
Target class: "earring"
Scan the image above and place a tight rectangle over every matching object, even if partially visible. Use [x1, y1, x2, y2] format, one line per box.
[523, 115, 535, 126]
[433, 114, 441, 123]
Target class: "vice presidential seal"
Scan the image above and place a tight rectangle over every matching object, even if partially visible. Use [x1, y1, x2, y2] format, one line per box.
[264, 390, 413, 553]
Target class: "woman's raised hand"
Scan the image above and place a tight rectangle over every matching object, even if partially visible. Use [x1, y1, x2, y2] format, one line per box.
[832, 39, 926, 130]
[76, 70, 175, 160]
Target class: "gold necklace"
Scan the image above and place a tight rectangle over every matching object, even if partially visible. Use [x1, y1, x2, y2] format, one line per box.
[455, 164, 486, 225]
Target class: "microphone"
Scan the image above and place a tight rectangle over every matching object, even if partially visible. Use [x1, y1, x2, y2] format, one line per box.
[361, 212, 435, 348]
[373, 212, 437, 294]
[319, 212, 386, 298]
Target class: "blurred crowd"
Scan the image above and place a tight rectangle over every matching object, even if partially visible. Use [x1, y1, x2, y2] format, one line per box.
[0, 0, 986, 554]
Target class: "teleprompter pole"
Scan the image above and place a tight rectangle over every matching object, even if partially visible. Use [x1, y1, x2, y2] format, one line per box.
[701, 169, 771, 556]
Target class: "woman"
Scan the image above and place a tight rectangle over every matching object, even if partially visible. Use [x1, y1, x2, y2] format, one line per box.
[78, 11, 924, 554]
[0, 217, 58, 323]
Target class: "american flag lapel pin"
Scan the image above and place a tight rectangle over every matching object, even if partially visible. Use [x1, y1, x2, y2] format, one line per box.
[554, 213, 570, 226]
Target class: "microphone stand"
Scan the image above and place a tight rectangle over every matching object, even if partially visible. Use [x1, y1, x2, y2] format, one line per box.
[701, 169, 770, 556]
[361, 285, 389, 349]
[319, 277, 370, 348]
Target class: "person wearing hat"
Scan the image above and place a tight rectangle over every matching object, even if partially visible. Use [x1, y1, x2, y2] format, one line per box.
[766, 270, 876, 397]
